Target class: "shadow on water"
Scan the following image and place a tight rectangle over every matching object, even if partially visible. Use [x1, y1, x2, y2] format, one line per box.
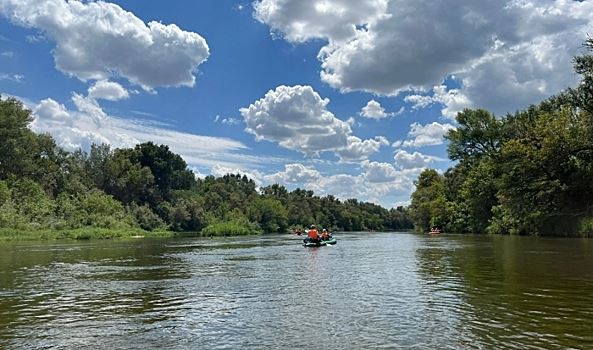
[415, 234, 593, 349]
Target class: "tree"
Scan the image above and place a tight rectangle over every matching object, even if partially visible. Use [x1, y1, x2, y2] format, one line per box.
[133, 142, 195, 203]
[248, 198, 288, 233]
[409, 169, 447, 232]
[446, 109, 503, 161]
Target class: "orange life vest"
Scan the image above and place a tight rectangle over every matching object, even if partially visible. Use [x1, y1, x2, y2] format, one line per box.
[308, 229, 318, 239]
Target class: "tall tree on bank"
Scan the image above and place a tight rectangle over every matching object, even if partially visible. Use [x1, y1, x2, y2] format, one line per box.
[410, 38, 593, 236]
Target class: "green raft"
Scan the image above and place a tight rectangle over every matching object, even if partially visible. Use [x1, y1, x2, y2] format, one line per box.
[302, 237, 337, 247]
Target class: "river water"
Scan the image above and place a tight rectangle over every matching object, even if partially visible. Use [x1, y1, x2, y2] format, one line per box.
[1, 232, 592, 349]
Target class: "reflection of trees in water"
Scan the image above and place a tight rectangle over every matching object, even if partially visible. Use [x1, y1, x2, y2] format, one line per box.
[415, 235, 593, 349]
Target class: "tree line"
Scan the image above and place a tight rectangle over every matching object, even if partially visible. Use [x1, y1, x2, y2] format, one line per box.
[0, 98, 412, 235]
[410, 39, 593, 236]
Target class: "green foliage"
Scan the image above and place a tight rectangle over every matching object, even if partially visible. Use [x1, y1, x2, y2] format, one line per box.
[410, 169, 447, 232]
[130, 204, 164, 231]
[248, 197, 288, 233]
[168, 197, 206, 232]
[446, 109, 502, 161]
[10, 178, 55, 228]
[0, 95, 413, 239]
[410, 39, 593, 236]
[577, 217, 593, 237]
[79, 189, 136, 229]
[0, 96, 34, 179]
[0, 227, 168, 241]
[0, 181, 9, 205]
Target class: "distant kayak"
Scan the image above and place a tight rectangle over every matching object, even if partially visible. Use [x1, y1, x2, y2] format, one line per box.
[302, 237, 337, 247]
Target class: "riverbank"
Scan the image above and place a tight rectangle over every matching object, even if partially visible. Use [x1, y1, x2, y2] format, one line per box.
[0, 228, 199, 241]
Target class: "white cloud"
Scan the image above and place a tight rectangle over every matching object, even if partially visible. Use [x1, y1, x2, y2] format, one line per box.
[254, 0, 593, 116]
[394, 149, 440, 169]
[33, 98, 69, 120]
[28, 94, 287, 170]
[361, 160, 397, 182]
[88, 80, 129, 101]
[307, 173, 366, 199]
[263, 163, 321, 184]
[405, 85, 473, 120]
[396, 122, 455, 148]
[359, 99, 392, 119]
[240, 85, 387, 161]
[0, 73, 23, 82]
[1, 51, 13, 58]
[260, 161, 418, 207]
[214, 115, 242, 126]
[254, 0, 388, 43]
[0, 0, 210, 90]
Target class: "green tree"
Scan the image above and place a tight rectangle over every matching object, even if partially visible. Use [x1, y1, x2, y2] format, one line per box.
[248, 197, 288, 233]
[446, 109, 503, 161]
[409, 169, 447, 232]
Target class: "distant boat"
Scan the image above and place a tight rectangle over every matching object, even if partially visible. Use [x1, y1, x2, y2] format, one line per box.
[429, 228, 441, 235]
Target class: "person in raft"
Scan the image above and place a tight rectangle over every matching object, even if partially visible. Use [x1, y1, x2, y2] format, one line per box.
[304, 224, 320, 243]
[321, 228, 330, 241]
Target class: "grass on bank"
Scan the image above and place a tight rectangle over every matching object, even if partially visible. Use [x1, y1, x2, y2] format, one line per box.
[0, 227, 191, 241]
[0, 220, 263, 241]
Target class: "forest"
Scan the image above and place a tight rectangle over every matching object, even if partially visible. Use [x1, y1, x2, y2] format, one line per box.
[0, 98, 412, 238]
[409, 39, 593, 236]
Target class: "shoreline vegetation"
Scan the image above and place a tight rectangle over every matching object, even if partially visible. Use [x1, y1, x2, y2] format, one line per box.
[0, 96, 412, 240]
[409, 38, 593, 237]
[2, 39, 593, 239]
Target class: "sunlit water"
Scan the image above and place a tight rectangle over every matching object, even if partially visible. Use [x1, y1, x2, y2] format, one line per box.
[1, 232, 593, 349]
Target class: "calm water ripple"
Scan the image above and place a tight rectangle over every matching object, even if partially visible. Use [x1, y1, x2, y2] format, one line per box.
[1, 233, 593, 349]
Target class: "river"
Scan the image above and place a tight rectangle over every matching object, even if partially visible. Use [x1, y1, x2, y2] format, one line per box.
[1, 232, 592, 349]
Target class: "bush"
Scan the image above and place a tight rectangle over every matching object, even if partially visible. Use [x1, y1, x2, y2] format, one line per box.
[578, 217, 593, 237]
[9, 178, 54, 227]
[54, 193, 85, 229]
[131, 204, 164, 231]
[79, 189, 135, 229]
[168, 197, 205, 231]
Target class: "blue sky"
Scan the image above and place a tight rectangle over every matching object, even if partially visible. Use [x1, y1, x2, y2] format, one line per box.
[1, 0, 591, 208]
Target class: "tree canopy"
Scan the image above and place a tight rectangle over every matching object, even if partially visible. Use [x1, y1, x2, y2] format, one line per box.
[0, 98, 412, 235]
[410, 38, 593, 236]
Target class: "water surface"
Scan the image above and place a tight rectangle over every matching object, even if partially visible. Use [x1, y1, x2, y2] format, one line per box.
[1, 232, 592, 349]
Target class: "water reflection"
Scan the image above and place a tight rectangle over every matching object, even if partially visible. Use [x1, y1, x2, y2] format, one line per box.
[1, 233, 592, 349]
[415, 235, 593, 349]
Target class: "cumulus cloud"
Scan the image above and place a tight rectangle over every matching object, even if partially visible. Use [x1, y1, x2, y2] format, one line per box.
[264, 163, 321, 184]
[33, 98, 70, 120]
[361, 160, 397, 182]
[254, 0, 592, 116]
[0, 0, 210, 90]
[253, 0, 388, 43]
[405, 84, 471, 119]
[395, 122, 455, 148]
[88, 80, 129, 101]
[28, 94, 286, 170]
[394, 149, 441, 169]
[261, 161, 415, 207]
[240, 85, 387, 161]
[359, 99, 392, 119]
